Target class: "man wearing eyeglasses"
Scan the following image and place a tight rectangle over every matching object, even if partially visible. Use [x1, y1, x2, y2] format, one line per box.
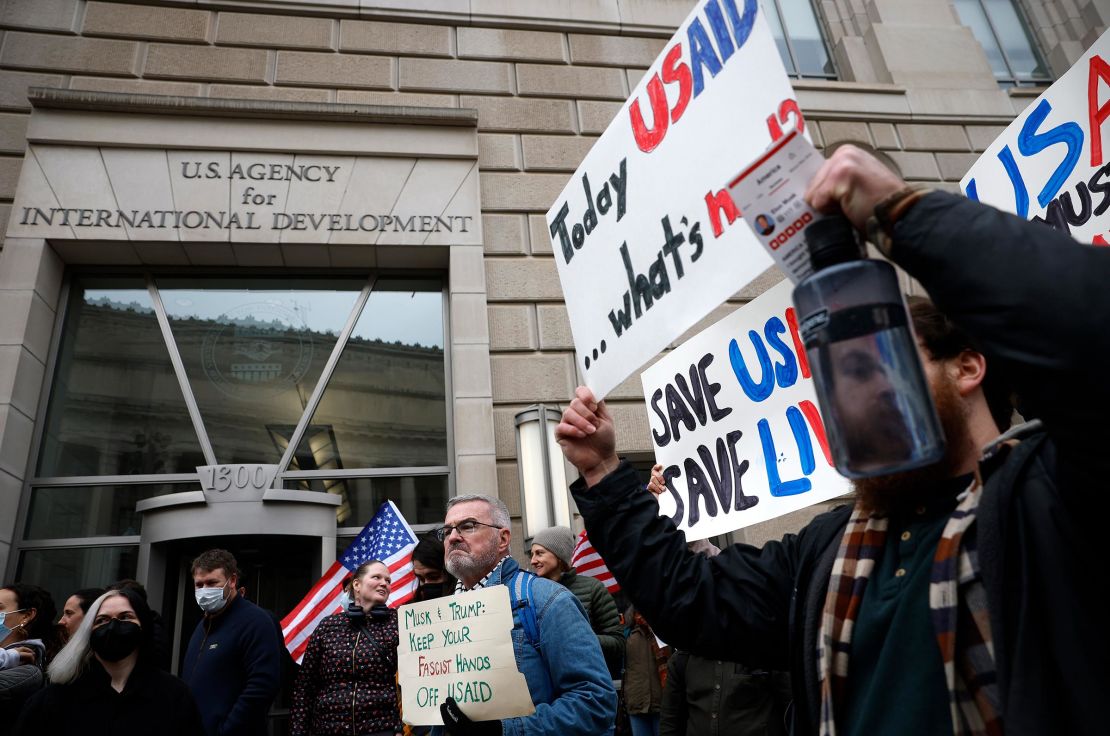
[432, 493, 616, 736]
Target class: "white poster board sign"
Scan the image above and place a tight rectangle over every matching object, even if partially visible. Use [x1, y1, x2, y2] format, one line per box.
[962, 28, 1110, 242]
[640, 280, 850, 541]
[398, 586, 534, 726]
[547, 0, 804, 398]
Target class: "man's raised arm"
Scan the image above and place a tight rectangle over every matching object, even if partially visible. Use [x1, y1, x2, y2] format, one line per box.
[556, 387, 800, 668]
[806, 144, 1110, 473]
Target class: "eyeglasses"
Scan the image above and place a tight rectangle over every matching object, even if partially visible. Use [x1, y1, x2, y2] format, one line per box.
[434, 519, 503, 542]
[92, 611, 138, 628]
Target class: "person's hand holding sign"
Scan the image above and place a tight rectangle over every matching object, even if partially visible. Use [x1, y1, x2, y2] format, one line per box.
[556, 387, 620, 488]
[647, 464, 665, 496]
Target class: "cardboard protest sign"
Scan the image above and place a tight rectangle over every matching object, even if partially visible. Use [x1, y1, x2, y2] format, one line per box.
[547, 0, 804, 398]
[397, 586, 534, 726]
[640, 279, 850, 541]
[962, 28, 1110, 242]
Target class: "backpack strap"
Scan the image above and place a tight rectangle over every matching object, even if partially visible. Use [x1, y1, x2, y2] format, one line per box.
[353, 619, 396, 668]
[508, 569, 540, 648]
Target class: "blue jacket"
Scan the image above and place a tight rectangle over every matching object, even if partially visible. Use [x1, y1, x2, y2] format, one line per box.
[182, 595, 282, 736]
[436, 557, 616, 736]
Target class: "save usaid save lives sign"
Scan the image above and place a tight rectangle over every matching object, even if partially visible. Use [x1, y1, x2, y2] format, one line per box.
[962, 28, 1110, 242]
[547, 0, 803, 398]
[640, 281, 849, 541]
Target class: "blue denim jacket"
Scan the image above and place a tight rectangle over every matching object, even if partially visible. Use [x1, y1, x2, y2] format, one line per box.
[435, 557, 616, 736]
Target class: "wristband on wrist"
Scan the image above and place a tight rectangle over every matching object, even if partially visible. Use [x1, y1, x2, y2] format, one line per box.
[865, 184, 932, 257]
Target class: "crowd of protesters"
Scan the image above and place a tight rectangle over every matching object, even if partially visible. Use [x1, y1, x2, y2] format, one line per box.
[3, 144, 1104, 735]
[1, 549, 284, 736]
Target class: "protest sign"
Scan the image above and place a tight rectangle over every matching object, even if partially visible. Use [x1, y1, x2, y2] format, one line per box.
[728, 130, 827, 284]
[640, 279, 850, 541]
[962, 28, 1110, 243]
[397, 586, 534, 726]
[547, 0, 804, 398]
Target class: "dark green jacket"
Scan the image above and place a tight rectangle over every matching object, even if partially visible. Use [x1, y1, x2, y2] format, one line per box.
[559, 570, 624, 678]
[624, 624, 668, 715]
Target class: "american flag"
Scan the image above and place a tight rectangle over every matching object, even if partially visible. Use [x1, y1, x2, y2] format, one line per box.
[571, 529, 619, 593]
[281, 500, 418, 663]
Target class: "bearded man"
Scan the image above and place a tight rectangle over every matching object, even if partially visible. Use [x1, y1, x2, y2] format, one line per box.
[556, 145, 1109, 735]
[431, 494, 615, 736]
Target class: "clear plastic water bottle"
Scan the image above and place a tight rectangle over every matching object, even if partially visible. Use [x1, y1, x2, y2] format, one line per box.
[791, 215, 945, 478]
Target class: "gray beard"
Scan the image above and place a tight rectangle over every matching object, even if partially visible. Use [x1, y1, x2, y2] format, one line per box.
[445, 544, 500, 583]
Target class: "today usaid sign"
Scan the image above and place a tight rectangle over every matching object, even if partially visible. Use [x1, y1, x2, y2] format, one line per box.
[547, 0, 803, 398]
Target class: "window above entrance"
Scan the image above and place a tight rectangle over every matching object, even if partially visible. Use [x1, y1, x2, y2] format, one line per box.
[156, 276, 366, 465]
[37, 277, 206, 477]
[31, 272, 450, 532]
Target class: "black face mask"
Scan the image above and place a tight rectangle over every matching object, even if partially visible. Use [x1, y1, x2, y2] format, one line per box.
[417, 582, 448, 601]
[90, 620, 143, 662]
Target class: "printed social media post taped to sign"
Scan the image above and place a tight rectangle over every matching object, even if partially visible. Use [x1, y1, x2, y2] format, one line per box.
[397, 586, 534, 725]
[962, 27, 1110, 243]
[727, 130, 827, 285]
[546, 0, 807, 399]
[640, 280, 850, 541]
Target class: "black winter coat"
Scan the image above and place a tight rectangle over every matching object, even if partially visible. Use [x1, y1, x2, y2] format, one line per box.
[290, 610, 401, 736]
[14, 660, 204, 736]
[573, 191, 1110, 735]
[659, 651, 790, 736]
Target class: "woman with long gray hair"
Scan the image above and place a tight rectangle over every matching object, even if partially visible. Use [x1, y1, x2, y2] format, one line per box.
[14, 588, 203, 735]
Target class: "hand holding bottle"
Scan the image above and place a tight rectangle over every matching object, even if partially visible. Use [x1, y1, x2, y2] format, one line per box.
[804, 145, 906, 231]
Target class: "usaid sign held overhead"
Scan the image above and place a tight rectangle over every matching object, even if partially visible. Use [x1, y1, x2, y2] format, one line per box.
[546, 0, 803, 398]
[962, 28, 1110, 243]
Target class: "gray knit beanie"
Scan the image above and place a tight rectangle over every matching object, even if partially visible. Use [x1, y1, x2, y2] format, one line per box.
[531, 526, 576, 569]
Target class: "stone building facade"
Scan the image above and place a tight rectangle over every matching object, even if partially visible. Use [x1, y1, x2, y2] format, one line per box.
[0, 0, 1105, 671]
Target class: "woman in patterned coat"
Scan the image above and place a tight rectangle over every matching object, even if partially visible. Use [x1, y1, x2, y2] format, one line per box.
[291, 560, 402, 736]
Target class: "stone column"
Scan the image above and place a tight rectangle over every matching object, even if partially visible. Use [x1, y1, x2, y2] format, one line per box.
[0, 237, 63, 577]
[450, 242, 498, 496]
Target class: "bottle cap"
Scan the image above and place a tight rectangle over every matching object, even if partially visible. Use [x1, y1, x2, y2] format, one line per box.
[805, 214, 864, 272]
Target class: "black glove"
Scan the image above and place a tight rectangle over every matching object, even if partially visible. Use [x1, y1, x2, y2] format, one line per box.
[440, 697, 503, 735]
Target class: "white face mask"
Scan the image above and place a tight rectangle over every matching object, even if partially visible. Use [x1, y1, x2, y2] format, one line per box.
[195, 581, 229, 614]
[338, 592, 353, 612]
